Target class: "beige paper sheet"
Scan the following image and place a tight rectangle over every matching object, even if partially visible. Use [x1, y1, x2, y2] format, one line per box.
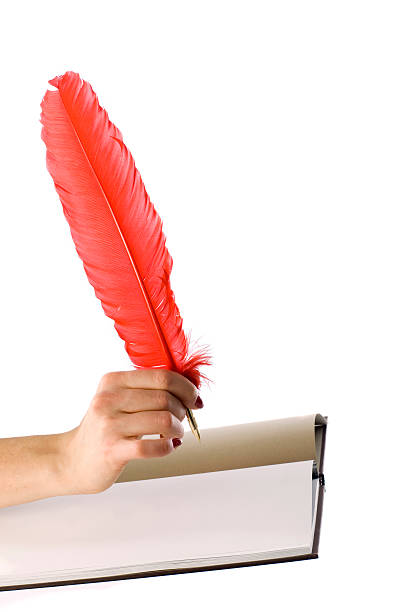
[116, 413, 323, 483]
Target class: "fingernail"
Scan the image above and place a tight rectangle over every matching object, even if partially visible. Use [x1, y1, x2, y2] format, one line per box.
[195, 396, 204, 408]
[172, 438, 183, 448]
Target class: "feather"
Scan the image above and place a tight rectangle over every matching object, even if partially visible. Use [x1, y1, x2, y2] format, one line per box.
[40, 71, 211, 396]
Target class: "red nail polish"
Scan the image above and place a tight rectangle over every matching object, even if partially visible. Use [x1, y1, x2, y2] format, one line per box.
[195, 396, 204, 408]
[172, 438, 183, 448]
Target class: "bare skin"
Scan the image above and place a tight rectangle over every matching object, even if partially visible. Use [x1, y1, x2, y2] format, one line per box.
[0, 369, 203, 509]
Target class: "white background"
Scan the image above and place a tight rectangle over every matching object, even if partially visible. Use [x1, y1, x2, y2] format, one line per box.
[0, 0, 406, 609]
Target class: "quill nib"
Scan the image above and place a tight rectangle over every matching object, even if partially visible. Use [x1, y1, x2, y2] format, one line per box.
[186, 408, 201, 441]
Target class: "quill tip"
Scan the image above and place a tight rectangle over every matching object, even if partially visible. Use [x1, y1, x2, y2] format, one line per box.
[186, 408, 201, 442]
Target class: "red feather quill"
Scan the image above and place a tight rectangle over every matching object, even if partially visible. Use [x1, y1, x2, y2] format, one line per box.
[40, 71, 211, 436]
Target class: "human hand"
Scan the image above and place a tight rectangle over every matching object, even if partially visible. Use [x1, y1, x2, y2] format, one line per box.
[58, 369, 203, 496]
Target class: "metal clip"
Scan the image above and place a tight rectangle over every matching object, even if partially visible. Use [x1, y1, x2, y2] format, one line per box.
[319, 473, 326, 491]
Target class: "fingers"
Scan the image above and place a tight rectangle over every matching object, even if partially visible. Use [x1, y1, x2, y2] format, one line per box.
[114, 410, 184, 440]
[92, 369, 203, 469]
[113, 437, 177, 463]
[106, 388, 187, 422]
[97, 369, 202, 413]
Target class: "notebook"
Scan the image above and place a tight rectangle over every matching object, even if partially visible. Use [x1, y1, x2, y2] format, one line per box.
[0, 413, 327, 591]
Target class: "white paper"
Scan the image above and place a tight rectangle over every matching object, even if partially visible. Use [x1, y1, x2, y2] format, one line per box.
[0, 460, 313, 586]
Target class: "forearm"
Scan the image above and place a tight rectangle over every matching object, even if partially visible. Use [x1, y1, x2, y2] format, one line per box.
[0, 433, 67, 508]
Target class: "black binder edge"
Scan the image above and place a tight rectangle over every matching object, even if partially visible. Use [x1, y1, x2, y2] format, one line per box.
[0, 553, 319, 592]
[0, 415, 328, 592]
[312, 415, 328, 555]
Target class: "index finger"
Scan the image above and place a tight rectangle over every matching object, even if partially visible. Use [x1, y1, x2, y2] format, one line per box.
[100, 369, 201, 412]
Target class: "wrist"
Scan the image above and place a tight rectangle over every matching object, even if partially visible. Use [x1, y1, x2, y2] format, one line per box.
[52, 428, 78, 497]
